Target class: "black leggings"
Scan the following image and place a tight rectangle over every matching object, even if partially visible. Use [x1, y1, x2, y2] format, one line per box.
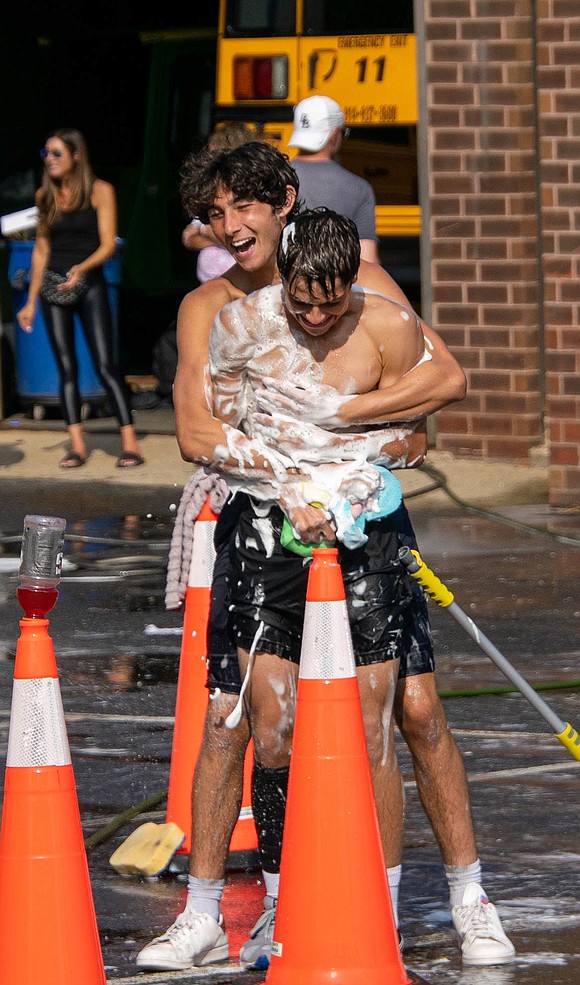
[252, 762, 289, 873]
[41, 272, 132, 428]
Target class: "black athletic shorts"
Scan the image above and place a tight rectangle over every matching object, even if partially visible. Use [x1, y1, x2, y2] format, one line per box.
[206, 494, 435, 693]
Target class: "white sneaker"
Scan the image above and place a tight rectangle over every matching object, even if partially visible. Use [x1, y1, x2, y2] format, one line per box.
[135, 909, 229, 971]
[452, 883, 515, 966]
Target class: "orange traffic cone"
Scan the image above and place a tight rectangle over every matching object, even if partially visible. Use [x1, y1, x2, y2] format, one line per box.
[0, 617, 105, 985]
[165, 496, 217, 854]
[227, 744, 255, 858]
[166, 496, 257, 861]
[266, 548, 411, 985]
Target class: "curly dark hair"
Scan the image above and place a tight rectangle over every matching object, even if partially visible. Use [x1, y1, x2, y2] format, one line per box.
[276, 207, 360, 296]
[179, 141, 301, 222]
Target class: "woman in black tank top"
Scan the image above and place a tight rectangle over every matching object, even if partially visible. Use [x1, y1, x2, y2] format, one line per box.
[16, 128, 144, 469]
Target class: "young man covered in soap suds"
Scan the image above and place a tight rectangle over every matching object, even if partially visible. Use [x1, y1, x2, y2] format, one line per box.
[136, 146, 512, 975]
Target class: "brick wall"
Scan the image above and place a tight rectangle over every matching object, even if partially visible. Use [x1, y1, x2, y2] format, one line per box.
[423, 0, 579, 506]
[536, 0, 580, 507]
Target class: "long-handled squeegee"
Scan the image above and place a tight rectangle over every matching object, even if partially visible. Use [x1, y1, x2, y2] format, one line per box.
[398, 546, 580, 762]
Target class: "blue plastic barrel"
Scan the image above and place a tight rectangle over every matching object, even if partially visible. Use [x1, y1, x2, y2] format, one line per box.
[8, 239, 122, 409]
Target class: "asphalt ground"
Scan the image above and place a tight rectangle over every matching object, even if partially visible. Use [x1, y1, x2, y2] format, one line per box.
[0, 408, 579, 984]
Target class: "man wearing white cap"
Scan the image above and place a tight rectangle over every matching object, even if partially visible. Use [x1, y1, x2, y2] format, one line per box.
[289, 95, 379, 262]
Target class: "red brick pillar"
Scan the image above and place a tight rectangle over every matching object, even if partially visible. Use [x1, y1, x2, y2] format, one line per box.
[535, 2, 580, 507]
[423, 0, 543, 462]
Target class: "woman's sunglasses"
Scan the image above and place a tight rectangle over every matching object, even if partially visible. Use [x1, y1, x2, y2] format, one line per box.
[39, 148, 63, 159]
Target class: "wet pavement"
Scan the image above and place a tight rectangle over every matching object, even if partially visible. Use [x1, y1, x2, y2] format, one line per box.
[0, 473, 579, 984]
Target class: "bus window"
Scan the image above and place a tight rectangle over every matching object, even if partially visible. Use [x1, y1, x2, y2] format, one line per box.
[303, 1, 413, 35]
[224, 1, 414, 36]
[226, 0, 296, 36]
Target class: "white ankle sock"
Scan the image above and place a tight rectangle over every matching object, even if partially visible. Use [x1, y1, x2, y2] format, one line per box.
[387, 865, 402, 928]
[262, 869, 280, 903]
[444, 859, 482, 909]
[186, 875, 225, 922]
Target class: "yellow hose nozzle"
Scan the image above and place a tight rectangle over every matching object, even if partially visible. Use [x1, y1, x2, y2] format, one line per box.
[398, 548, 455, 607]
[556, 723, 580, 762]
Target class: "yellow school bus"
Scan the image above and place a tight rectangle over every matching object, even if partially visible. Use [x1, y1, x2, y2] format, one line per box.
[214, 0, 420, 242]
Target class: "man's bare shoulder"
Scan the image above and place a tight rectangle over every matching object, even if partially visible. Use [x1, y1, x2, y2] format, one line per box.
[358, 289, 424, 370]
[349, 282, 415, 323]
[179, 275, 245, 316]
[359, 287, 414, 315]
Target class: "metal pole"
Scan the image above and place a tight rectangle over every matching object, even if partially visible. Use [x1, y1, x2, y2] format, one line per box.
[398, 546, 580, 762]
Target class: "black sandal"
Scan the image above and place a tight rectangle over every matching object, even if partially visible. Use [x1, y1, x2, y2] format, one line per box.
[59, 452, 86, 469]
[116, 451, 145, 468]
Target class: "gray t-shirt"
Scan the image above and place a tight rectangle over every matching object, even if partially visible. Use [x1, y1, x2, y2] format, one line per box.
[291, 158, 377, 242]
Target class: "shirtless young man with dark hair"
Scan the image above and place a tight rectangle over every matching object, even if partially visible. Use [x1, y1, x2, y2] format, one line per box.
[135, 145, 513, 974]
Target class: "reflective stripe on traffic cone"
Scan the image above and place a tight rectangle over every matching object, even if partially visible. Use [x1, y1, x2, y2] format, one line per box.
[166, 496, 257, 860]
[0, 618, 106, 985]
[266, 548, 410, 985]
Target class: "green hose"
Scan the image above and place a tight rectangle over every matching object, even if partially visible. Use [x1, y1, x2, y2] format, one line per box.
[85, 789, 167, 851]
[438, 680, 580, 700]
[418, 462, 580, 547]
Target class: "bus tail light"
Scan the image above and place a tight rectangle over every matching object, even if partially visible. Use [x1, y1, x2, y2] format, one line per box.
[233, 56, 288, 99]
